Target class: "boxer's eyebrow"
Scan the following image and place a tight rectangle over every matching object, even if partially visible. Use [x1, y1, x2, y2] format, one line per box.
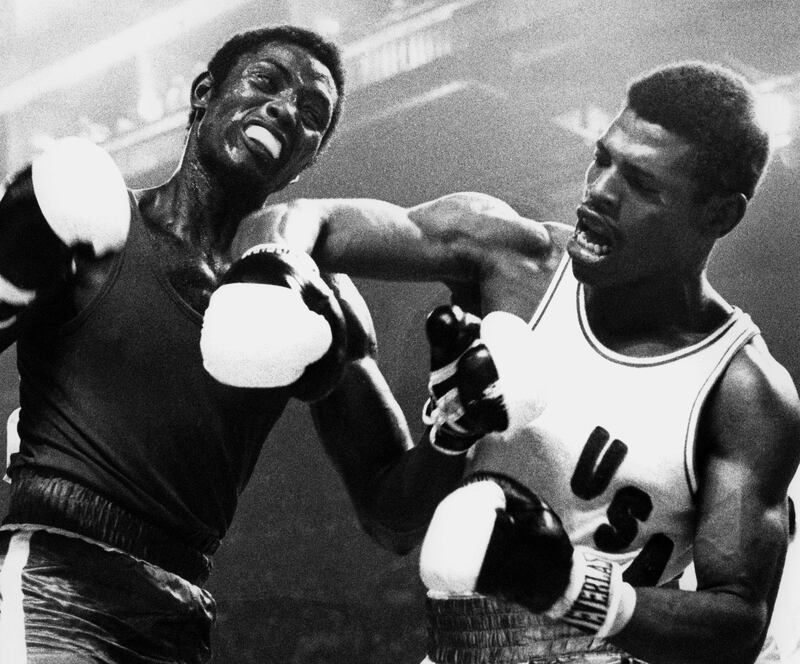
[252, 58, 331, 86]
[596, 139, 659, 190]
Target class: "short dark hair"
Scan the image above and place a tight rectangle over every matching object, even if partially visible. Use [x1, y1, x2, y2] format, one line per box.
[190, 24, 346, 151]
[626, 61, 770, 200]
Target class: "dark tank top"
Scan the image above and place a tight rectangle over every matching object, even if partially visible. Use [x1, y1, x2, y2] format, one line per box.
[9, 193, 290, 549]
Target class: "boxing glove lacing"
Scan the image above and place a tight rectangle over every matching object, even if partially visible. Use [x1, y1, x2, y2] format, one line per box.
[423, 339, 488, 454]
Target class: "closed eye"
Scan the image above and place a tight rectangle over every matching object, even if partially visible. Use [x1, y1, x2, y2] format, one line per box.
[299, 91, 332, 132]
[300, 106, 327, 131]
[624, 170, 659, 195]
[252, 73, 277, 92]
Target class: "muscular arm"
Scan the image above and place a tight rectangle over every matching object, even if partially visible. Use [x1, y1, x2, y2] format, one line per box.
[611, 338, 800, 664]
[230, 194, 567, 547]
[232, 193, 557, 316]
[309, 274, 466, 554]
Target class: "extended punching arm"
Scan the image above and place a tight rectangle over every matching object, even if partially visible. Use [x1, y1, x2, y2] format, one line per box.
[232, 193, 553, 287]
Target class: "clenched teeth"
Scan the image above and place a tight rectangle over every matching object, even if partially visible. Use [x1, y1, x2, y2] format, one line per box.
[244, 125, 281, 159]
[574, 228, 611, 256]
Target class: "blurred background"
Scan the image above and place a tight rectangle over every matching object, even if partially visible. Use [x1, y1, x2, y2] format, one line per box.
[0, 0, 799, 661]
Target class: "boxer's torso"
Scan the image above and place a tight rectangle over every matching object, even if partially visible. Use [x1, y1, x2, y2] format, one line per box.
[468, 256, 760, 586]
[10, 192, 288, 548]
[427, 256, 760, 664]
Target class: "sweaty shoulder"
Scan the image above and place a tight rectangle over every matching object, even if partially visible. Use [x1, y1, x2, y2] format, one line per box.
[705, 335, 800, 498]
[719, 337, 799, 426]
[470, 217, 570, 319]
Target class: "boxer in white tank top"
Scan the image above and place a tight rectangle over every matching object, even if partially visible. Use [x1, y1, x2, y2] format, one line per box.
[237, 60, 800, 664]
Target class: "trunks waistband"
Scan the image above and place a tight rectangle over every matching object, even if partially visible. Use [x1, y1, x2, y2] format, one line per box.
[425, 594, 626, 664]
[3, 468, 216, 584]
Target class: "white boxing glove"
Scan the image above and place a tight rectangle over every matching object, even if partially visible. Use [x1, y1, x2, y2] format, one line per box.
[0, 137, 130, 325]
[479, 310, 549, 430]
[420, 475, 637, 638]
[422, 307, 549, 455]
[31, 136, 130, 256]
[201, 244, 347, 400]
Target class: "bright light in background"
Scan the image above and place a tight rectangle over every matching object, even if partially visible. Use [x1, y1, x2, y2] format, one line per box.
[755, 91, 794, 149]
[135, 54, 165, 124]
[0, 0, 253, 116]
[312, 16, 341, 37]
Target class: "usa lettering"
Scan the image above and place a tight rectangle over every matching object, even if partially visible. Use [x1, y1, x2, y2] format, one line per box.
[572, 426, 677, 585]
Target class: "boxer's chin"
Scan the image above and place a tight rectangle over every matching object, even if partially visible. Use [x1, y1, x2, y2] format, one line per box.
[567, 243, 616, 286]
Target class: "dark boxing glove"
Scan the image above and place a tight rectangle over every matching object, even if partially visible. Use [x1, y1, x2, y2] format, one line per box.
[422, 305, 506, 453]
[0, 137, 130, 324]
[422, 305, 548, 454]
[200, 243, 347, 401]
[419, 473, 637, 638]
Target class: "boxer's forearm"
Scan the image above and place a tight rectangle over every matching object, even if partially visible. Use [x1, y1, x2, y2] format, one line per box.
[610, 586, 770, 664]
[232, 192, 554, 285]
[234, 197, 465, 281]
[311, 357, 465, 554]
[609, 502, 788, 664]
[356, 435, 467, 554]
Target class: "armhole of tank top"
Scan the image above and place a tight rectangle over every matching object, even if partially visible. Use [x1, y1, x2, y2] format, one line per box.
[149, 266, 205, 326]
[127, 193, 205, 326]
[58, 196, 133, 335]
[683, 312, 760, 498]
[528, 254, 571, 328]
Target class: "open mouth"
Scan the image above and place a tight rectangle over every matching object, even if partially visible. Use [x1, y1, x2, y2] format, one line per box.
[573, 207, 613, 257]
[244, 124, 283, 161]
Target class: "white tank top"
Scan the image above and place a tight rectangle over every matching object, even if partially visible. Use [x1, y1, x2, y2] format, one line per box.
[469, 257, 760, 586]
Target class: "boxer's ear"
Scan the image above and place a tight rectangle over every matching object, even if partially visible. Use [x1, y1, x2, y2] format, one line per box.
[698, 191, 747, 239]
[190, 72, 214, 119]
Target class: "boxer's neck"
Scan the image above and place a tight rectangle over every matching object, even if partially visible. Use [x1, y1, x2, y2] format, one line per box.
[582, 272, 732, 356]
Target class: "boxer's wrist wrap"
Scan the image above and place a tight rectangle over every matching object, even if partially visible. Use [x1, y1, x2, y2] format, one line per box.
[421, 398, 478, 455]
[242, 243, 321, 277]
[423, 339, 486, 454]
[546, 547, 636, 638]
